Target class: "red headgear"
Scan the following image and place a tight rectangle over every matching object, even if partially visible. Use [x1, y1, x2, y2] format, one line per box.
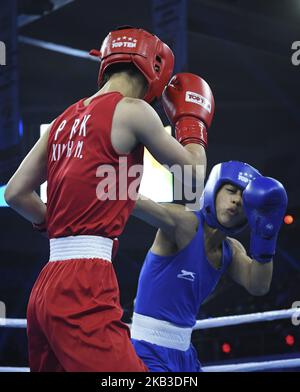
[90, 27, 174, 103]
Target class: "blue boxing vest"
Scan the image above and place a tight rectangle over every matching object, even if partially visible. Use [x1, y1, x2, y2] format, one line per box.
[134, 211, 233, 327]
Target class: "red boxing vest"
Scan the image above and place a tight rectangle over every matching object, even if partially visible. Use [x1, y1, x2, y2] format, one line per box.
[46, 92, 144, 239]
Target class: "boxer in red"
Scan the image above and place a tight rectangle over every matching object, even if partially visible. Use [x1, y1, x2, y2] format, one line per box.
[5, 27, 214, 371]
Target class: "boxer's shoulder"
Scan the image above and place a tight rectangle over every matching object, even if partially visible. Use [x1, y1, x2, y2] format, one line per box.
[117, 96, 150, 110]
[151, 205, 198, 256]
[156, 203, 198, 231]
[113, 96, 157, 129]
[117, 97, 156, 122]
[112, 96, 165, 152]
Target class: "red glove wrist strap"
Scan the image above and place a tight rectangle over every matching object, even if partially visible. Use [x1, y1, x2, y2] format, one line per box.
[175, 117, 207, 149]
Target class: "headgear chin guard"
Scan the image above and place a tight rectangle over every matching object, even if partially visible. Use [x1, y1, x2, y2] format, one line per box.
[200, 161, 262, 235]
[90, 27, 174, 103]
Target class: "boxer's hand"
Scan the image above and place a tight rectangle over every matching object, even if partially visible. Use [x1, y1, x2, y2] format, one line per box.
[162, 73, 215, 148]
[243, 177, 288, 263]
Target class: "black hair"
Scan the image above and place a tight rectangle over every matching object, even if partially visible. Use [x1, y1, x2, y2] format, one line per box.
[100, 62, 148, 91]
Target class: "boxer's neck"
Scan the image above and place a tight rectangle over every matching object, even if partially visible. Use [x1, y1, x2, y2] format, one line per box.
[98, 72, 146, 99]
[203, 221, 227, 252]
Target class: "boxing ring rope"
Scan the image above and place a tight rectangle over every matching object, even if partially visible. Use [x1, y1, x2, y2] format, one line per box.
[203, 358, 300, 372]
[194, 308, 299, 330]
[0, 318, 27, 328]
[1, 308, 299, 372]
[19, 36, 99, 61]
[1, 308, 298, 330]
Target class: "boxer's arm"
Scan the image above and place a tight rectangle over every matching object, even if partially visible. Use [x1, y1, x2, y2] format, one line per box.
[133, 196, 198, 255]
[227, 237, 273, 296]
[4, 126, 50, 224]
[133, 100, 206, 169]
[117, 98, 206, 181]
[132, 195, 184, 237]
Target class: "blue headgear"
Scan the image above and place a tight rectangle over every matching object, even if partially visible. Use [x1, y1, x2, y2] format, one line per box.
[200, 161, 262, 235]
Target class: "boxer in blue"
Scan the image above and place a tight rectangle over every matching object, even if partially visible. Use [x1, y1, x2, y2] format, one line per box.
[131, 160, 288, 372]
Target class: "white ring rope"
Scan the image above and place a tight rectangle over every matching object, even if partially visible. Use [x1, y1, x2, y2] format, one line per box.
[203, 358, 300, 372]
[18, 36, 99, 61]
[0, 367, 29, 372]
[1, 308, 298, 330]
[1, 308, 299, 372]
[194, 308, 300, 330]
[1, 357, 300, 372]
[0, 318, 27, 328]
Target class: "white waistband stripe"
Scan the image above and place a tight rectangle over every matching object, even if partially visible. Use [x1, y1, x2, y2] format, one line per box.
[131, 312, 193, 351]
[49, 235, 113, 262]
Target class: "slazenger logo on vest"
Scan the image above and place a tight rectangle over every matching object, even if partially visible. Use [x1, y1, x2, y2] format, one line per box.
[112, 36, 137, 49]
[177, 270, 196, 282]
[185, 91, 211, 113]
[238, 172, 255, 183]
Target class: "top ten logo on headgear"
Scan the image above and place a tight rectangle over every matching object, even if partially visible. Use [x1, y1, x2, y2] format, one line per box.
[0, 41, 6, 65]
[112, 36, 137, 49]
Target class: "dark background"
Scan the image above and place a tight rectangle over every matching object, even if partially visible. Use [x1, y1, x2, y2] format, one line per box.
[0, 0, 299, 369]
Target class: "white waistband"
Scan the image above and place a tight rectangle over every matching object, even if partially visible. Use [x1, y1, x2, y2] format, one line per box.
[49, 235, 113, 262]
[131, 312, 193, 351]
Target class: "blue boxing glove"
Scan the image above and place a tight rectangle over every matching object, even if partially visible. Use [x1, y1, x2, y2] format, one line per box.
[242, 176, 288, 263]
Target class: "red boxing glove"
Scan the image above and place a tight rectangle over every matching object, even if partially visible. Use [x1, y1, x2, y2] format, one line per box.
[162, 73, 215, 148]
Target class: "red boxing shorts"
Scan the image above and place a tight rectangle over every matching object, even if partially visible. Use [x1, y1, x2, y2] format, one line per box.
[27, 235, 148, 372]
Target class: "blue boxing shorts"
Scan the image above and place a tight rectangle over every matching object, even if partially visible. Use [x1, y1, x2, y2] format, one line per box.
[132, 338, 201, 372]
